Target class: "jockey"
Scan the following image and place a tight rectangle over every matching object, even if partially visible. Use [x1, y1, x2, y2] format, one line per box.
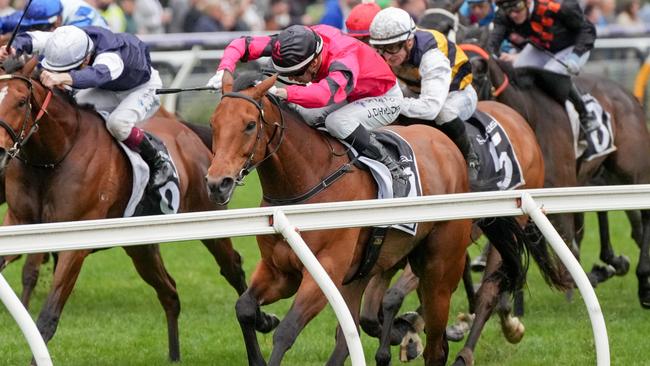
[459, 0, 496, 27]
[487, 0, 598, 132]
[206, 24, 410, 197]
[345, 1, 381, 44]
[369, 7, 480, 181]
[0, 26, 172, 189]
[0, 0, 108, 33]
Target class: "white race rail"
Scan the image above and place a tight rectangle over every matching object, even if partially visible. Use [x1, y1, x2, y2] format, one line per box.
[3, 185, 649, 365]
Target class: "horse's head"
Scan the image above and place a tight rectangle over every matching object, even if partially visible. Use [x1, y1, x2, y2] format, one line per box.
[206, 72, 280, 204]
[0, 57, 45, 170]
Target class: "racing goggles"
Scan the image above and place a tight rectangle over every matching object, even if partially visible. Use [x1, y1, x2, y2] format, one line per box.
[501, 0, 527, 13]
[373, 41, 406, 55]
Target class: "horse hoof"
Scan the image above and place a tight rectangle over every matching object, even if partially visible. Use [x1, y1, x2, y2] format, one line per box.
[639, 278, 650, 309]
[452, 348, 474, 366]
[612, 255, 630, 276]
[502, 316, 525, 344]
[399, 331, 423, 362]
[255, 312, 279, 333]
[376, 348, 392, 366]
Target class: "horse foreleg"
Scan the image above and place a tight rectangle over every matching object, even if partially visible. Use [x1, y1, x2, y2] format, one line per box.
[636, 210, 650, 308]
[326, 279, 368, 366]
[267, 270, 331, 366]
[359, 267, 397, 338]
[124, 244, 181, 362]
[36, 250, 91, 344]
[236, 260, 295, 366]
[20, 253, 48, 309]
[200, 237, 247, 294]
[452, 245, 503, 366]
[375, 264, 419, 366]
[590, 212, 630, 285]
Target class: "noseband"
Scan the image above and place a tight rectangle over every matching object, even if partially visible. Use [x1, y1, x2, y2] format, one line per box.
[220, 91, 285, 184]
[0, 74, 53, 161]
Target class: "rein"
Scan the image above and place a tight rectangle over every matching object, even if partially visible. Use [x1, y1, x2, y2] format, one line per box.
[459, 43, 509, 97]
[221, 90, 355, 205]
[0, 74, 74, 169]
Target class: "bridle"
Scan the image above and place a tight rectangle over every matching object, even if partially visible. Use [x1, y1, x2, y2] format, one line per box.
[220, 90, 355, 205]
[0, 74, 76, 169]
[459, 43, 510, 98]
[220, 91, 286, 185]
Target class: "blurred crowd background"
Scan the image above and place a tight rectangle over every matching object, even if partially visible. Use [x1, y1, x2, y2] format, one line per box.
[2, 0, 650, 36]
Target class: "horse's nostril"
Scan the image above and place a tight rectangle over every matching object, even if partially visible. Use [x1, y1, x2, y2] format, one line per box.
[219, 177, 234, 191]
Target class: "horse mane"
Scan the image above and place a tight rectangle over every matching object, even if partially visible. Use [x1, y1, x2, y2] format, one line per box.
[233, 71, 308, 123]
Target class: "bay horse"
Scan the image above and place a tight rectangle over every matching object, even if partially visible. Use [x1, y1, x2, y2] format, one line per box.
[359, 100, 569, 366]
[205, 72, 563, 365]
[464, 44, 650, 309]
[0, 59, 265, 362]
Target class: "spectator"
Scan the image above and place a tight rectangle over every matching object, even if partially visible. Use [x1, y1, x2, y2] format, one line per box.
[398, 0, 427, 22]
[320, 0, 361, 29]
[119, 0, 138, 33]
[0, 0, 14, 17]
[459, 0, 496, 26]
[133, 0, 166, 34]
[166, 0, 191, 33]
[616, 0, 643, 26]
[265, 0, 295, 30]
[93, 0, 127, 32]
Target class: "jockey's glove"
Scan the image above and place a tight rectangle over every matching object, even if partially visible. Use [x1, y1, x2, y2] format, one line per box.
[206, 69, 225, 91]
[564, 53, 581, 75]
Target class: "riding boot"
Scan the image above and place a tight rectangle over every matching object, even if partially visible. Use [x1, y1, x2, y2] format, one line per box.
[137, 131, 175, 188]
[438, 117, 480, 182]
[345, 125, 410, 198]
[568, 82, 598, 133]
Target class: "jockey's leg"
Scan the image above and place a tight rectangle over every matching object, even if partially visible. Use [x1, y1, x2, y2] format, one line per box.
[109, 68, 172, 188]
[344, 125, 410, 197]
[436, 86, 480, 181]
[567, 81, 598, 133]
[323, 83, 408, 197]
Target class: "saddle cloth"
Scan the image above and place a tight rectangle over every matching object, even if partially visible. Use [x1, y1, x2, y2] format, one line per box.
[465, 110, 525, 192]
[119, 136, 181, 218]
[565, 93, 617, 162]
[344, 129, 423, 236]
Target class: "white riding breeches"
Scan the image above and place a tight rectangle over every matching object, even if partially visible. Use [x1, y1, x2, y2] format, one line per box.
[73, 68, 162, 141]
[514, 44, 590, 76]
[292, 82, 403, 139]
[436, 84, 478, 124]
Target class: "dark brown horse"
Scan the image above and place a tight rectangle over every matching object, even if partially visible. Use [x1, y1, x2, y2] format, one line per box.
[464, 44, 650, 309]
[0, 59, 258, 362]
[359, 100, 567, 366]
[205, 72, 561, 365]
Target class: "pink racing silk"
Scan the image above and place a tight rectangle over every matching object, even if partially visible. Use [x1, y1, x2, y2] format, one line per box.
[217, 24, 396, 109]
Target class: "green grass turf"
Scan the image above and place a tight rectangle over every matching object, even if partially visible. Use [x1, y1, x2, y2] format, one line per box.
[0, 172, 648, 365]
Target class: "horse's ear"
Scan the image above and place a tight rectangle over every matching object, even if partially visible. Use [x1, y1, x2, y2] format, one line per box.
[21, 57, 39, 77]
[252, 74, 278, 100]
[222, 70, 234, 94]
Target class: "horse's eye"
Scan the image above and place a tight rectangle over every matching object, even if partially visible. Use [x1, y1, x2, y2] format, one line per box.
[17, 99, 27, 108]
[244, 121, 256, 133]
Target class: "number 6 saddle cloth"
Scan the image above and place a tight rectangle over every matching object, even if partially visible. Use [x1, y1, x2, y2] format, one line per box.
[465, 110, 525, 192]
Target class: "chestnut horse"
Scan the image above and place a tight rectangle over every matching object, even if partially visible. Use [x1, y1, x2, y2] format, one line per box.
[359, 100, 569, 366]
[465, 44, 650, 309]
[205, 72, 562, 365]
[0, 59, 260, 361]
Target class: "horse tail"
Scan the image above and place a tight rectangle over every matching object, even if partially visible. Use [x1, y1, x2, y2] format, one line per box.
[477, 217, 528, 293]
[523, 220, 573, 291]
[479, 217, 572, 294]
[178, 118, 213, 151]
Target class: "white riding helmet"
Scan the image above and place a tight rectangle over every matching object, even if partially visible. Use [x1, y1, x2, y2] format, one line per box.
[41, 26, 94, 72]
[369, 7, 416, 46]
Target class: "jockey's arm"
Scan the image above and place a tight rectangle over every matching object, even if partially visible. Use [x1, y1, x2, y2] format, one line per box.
[558, 0, 596, 56]
[400, 49, 451, 121]
[68, 52, 124, 89]
[286, 69, 353, 108]
[217, 35, 275, 73]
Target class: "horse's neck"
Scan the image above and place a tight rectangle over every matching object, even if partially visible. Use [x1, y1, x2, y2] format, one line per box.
[256, 101, 346, 200]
